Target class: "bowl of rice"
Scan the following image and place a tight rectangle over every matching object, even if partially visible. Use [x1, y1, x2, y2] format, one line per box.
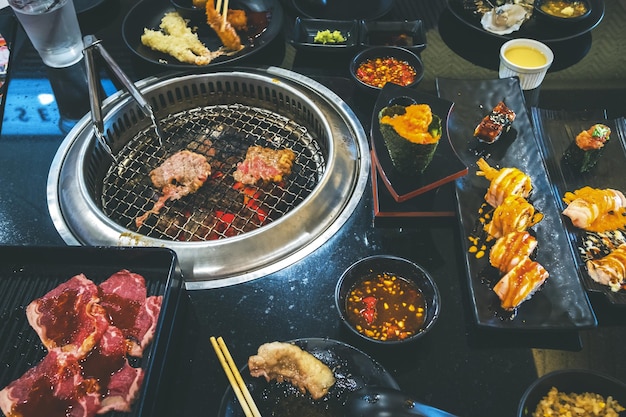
[518, 369, 626, 417]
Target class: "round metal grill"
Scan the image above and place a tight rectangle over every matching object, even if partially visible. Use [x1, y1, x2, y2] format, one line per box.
[102, 104, 325, 241]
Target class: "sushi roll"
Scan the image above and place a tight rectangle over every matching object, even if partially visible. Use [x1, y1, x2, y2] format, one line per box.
[378, 103, 442, 174]
[473, 101, 516, 144]
[563, 123, 611, 173]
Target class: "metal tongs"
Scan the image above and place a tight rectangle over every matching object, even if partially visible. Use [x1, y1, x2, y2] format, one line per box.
[83, 35, 164, 161]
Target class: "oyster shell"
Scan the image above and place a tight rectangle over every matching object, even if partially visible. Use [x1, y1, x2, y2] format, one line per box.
[481, 3, 530, 35]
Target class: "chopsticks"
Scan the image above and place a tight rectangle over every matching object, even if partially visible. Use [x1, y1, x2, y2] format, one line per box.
[215, 0, 229, 31]
[210, 336, 262, 417]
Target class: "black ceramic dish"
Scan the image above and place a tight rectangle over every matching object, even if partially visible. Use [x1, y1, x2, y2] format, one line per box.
[350, 46, 424, 95]
[289, 17, 359, 51]
[292, 0, 394, 20]
[371, 83, 467, 203]
[0, 246, 184, 417]
[358, 20, 427, 54]
[217, 338, 400, 417]
[122, 0, 283, 69]
[170, 0, 205, 22]
[347, 386, 460, 417]
[517, 369, 626, 417]
[446, 0, 604, 42]
[534, 0, 592, 23]
[335, 255, 441, 345]
[531, 108, 626, 306]
[436, 77, 597, 330]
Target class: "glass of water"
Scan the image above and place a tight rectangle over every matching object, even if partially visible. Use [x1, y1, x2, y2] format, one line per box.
[8, 0, 83, 68]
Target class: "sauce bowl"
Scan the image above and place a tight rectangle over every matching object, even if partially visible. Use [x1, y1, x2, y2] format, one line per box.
[335, 255, 440, 345]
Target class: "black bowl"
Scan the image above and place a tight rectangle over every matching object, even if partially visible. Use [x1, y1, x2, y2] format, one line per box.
[170, 0, 206, 21]
[533, 0, 592, 23]
[518, 369, 626, 417]
[335, 255, 440, 345]
[349, 46, 424, 94]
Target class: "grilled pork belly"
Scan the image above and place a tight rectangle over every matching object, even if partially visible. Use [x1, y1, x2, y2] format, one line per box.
[476, 158, 532, 208]
[489, 231, 538, 274]
[136, 150, 212, 228]
[587, 243, 626, 292]
[248, 341, 335, 400]
[233, 146, 296, 186]
[562, 186, 626, 231]
[473, 101, 516, 144]
[484, 195, 539, 239]
[493, 256, 549, 310]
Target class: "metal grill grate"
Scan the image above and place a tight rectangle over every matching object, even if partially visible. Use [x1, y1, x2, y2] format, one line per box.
[101, 104, 325, 242]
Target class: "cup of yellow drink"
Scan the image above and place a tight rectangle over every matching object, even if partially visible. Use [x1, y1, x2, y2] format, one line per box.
[499, 38, 554, 90]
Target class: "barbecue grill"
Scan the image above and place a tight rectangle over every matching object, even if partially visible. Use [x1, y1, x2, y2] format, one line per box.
[47, 67, 370, 289]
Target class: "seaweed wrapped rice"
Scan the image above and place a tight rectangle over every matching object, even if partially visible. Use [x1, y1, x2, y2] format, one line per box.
[378, 103, 442, 174]
[563, 123, 611, 173]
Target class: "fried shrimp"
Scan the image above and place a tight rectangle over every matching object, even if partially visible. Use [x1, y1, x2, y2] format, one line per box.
[141, 12, 214, 65]
[205, 0, 243, 51]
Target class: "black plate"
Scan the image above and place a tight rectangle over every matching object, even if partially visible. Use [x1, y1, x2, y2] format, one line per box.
[371, 83, 468, 203]
[218, 338, 399, 417]
[436, 77, 597, 330]
[531, 107, 626, 305]
[0, 246, 184, 417]
[75, 0, 105, 14]
[446, 0, 605, 42]
[292, 0, 394, 20]
[358, 19, 427, 54]
[289, 17, 359, 51]
[122, 0, 283, 69]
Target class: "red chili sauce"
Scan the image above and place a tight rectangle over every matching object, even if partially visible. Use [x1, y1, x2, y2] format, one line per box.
[355, 57, 417, 88]
[345, 272, 426, 341]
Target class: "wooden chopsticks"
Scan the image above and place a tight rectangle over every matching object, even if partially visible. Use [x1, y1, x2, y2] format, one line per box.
[210, 336, 262, 417]
[215, 0, 229, 31]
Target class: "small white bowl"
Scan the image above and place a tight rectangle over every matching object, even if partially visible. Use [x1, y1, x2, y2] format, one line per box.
[499, 38, 554, 90]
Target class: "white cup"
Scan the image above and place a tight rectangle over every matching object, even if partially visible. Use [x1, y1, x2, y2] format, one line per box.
[8, 0, 83, 68]
[499, 38, 554, 90]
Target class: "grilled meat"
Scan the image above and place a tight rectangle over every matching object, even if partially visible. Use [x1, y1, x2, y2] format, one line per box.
[233, 146, 296, 186]
[473, 101, 516, 144]
[136, 150, 211, 228]
[248, 341, 336, 400]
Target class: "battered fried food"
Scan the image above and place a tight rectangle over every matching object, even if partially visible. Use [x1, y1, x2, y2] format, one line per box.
[206, 0, 243, 51]
[141, 12, 215, 65]
[248, 341, 336, 400]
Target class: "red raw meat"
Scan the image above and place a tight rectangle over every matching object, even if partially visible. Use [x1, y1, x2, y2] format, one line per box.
[0, 349, 101, 417]
[98, 269, 163, 357]
[25, 274, 109, 359]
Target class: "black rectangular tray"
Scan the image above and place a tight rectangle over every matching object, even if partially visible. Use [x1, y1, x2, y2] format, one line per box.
[0, 245, 185, 417]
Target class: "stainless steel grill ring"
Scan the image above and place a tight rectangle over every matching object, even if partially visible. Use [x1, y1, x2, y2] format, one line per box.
[47, 67, 370, 289]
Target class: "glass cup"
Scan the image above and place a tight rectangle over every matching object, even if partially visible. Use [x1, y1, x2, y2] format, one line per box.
[8, 0, 83, 68]
[499, 38, 554, 90]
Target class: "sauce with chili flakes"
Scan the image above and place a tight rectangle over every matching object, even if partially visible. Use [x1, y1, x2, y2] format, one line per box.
[345, 272, 426, 341]
[355, 57, 417, 88]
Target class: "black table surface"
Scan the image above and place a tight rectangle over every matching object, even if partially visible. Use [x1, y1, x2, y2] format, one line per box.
[0, 1, 625, 417]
